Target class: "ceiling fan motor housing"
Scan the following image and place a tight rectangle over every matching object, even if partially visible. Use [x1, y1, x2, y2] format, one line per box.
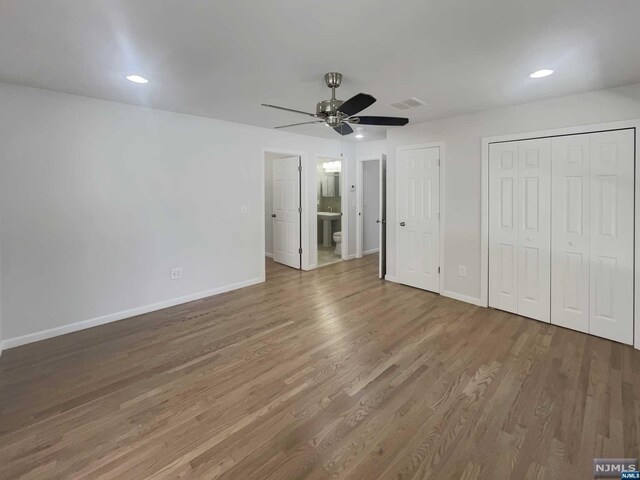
[316, 98, 344, 116]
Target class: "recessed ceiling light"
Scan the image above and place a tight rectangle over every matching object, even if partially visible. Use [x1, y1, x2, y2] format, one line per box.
[529, 69, 554, 79]
[126, 74, 149, 84]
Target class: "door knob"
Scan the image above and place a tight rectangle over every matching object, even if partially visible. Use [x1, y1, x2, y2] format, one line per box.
[271, 214, 276, 218]
[376, 219, 381, 223]
[400, 222, 406, 226]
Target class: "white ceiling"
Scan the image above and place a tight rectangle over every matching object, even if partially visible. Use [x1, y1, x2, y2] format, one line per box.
[2, 0, 640, 141]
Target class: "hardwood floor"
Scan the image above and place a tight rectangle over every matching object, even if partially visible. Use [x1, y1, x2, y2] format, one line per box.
[1, 254, 639, 479]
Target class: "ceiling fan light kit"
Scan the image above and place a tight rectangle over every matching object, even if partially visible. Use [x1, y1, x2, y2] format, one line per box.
[261, 72, 409, 136]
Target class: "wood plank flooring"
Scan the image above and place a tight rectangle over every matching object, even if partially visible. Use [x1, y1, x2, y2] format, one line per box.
[1, 254, 639, 479]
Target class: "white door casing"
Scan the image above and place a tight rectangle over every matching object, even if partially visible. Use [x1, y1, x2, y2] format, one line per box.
[379, 154, 387, 279]
[397, 146, 440, 292]
[517, 138, 551, 322]
[551, 134, 590, 333]
[488, 142, 519, 314]
[589, 129, 634, 344]
[273, 156, 301, 269]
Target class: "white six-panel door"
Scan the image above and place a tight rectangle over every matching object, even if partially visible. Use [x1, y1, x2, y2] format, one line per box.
[551, 134, 590, 333]
[589, 129, 634, 344]
[272, 156, 301, 269]
[488, 142, 519, 314]
[397, 147, 440, 292]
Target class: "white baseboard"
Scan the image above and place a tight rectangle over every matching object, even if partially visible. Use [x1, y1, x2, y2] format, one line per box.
[1, 276, 264, 350]
[265, 252, 273, 258]
[363, 248, 379, 255]
[384, 275, 398, 283]
[442, 290, 485, 307]
[346, 254, 357, 260]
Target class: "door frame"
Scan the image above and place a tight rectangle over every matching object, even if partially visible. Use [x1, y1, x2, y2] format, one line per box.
[356, 156, 382, 258]
[261, 148, 310, 277]
[480, 119, 640, 350]
[314, 155, 349, 265]
[395, 142, 446, 294]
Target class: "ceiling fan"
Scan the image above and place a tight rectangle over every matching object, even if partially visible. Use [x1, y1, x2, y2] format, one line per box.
[261, 72, 409, 136]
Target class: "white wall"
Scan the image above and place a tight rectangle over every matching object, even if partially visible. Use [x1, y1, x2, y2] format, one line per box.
[387, 82, 640, 302]
[362, 160, 379, 253]
[356, 139, 387, 160]
[0, 83, 356, 346]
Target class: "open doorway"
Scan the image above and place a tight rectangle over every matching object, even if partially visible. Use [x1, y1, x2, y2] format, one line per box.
[316, 157, 346, 267]
[264, 151, 302, 272]
[356, 154, 387, 279]
[361, 159, 380, 255]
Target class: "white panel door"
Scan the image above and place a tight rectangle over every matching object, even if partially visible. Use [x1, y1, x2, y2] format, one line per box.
[489, 142, 519, 314]
[517, 138, 551, 322]
[272, 156, 301, 269]
[551, 134, 590, 333]
[589, 129, 634, 344]
[397, 147, 440, 292]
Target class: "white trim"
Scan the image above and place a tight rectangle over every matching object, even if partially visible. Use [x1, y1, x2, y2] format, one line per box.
[442, 290, 485, 307]
[384, 274, 398, 283]
[480, 119, 640, 351]
[364, 248, 379, 255]
[356, 156, 382, 258]
[395, 142, 446, 294]
[261, 148, 309, 272]
[2, 276, 264, 350]
[265, 252, 273, 258]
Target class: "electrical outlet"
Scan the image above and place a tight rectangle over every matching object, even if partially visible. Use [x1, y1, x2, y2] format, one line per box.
[458, 265, 467, 277]
[240, 205, 250, 214]
[170, 267, 182, 280]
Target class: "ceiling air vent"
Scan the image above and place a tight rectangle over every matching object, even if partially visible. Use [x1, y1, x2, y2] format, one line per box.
[386, 97, 428, 111]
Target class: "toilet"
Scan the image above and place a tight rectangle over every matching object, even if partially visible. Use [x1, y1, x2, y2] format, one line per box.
[333, 231, 341, 255]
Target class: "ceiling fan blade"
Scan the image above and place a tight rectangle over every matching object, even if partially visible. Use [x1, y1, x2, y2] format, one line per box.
[338, 93, 376, 116]
[333, 123, 354, 136]
[274, 120, 324, 129]
[350, 116, 409, 126]
[261, 103, 320, 118]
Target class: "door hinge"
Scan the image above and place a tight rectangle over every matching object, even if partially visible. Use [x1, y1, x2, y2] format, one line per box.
[438, 266, 441, 274]
[298, 165, 302, 172]
[298, 248, 303, 254]
[298, 206, 302, 213]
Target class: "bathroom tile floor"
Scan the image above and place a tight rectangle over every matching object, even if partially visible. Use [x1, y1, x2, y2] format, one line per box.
[317, 245, 341, 267]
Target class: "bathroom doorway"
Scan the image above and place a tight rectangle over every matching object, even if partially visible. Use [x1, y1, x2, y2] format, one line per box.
[316, 157, 346, 267]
